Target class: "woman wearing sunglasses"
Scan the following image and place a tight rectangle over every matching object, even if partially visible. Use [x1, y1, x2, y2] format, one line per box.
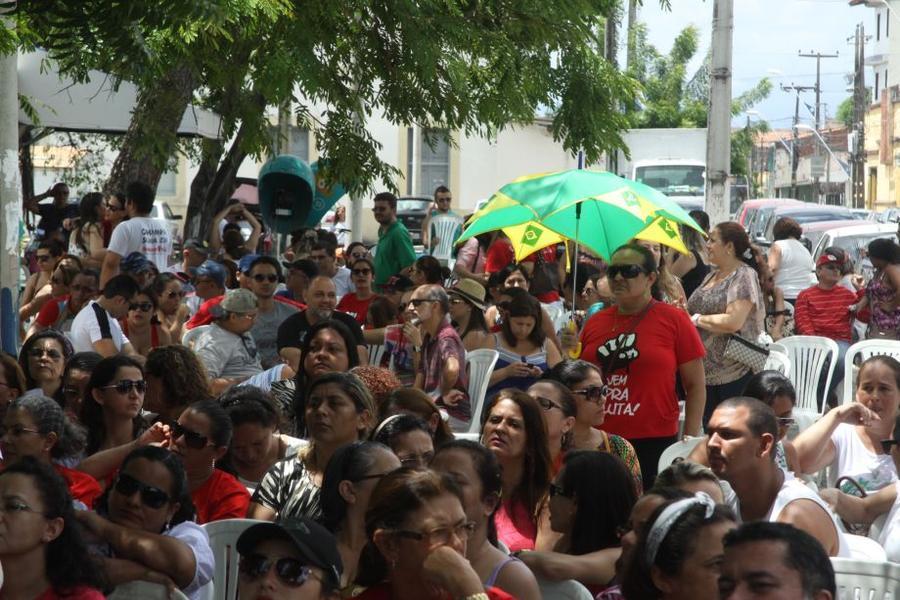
[170, 399, 251, 524]
[526, 379, 576, 472]
[579, 243, 706, 489]
[120, 289, 171, 358]
[337, 258, 379, 327]
[544, 360, 643, 492]
[1, 394, 101, 509]
[320, 441, 401, 594]
[18, 329, 73, 405]
[152, 272, 190, 343]
[517, 451, 637, 596]
[237, 517, 344, 600]
[78, 445, 214, 599]
[0, 458, 106, 600]
[820, 413, 900, 563]
[354, 468, 514, 600]
[250, 372, 375, 522]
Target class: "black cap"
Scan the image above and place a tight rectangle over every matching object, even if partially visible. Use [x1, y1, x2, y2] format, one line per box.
[236, 518, 343, 587]
[281, 259, 319, 279]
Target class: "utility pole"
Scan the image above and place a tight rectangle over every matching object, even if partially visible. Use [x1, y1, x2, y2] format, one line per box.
[626, 0, 638, 72]
[798, 50, 839, 205]
[0, 12, 20, 355]
[706, 0, 733, 225]
[782, 83, 816, 200]
[851, 23, 867, 209]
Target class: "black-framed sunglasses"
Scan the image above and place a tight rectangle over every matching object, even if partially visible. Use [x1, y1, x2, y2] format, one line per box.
[351, 268, 372, 276]
[239, 554, 315, 587]
[776, 416, 796, 429]
[534, 396, 563, 412]
[549, 483, 573, 498]
[571, 385, 607, 403]
[881, 439, 900, 454]
[606, 264, 647, 280]
[407, 299, 433, 307]
[101, 379, 147, 395]
[129, 302, 153, 312]
[252, 274, 278, 283]
[172, 422, 211, 449]
[113, 473, 170, 509]
[35, 254, 52, 263]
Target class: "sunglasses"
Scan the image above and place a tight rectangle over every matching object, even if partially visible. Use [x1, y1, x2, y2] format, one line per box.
[252, 274, 278, 283]
[129, 302, 153, 312]
[407, 299, 433, 307]
[27, 347, 62, 360]
[114, 473, 170, 509]
[239, 554, 315, 587]
[35, 254, 52, 262]
[606, 264, 647, 280]
[881, 439, 900, 454]
[101, 379, 147, 395]
[172, 422, 210, 449]
[776, 416, 795, 429]
[352, 268, 372, 276]
[572, 385, 607, 403]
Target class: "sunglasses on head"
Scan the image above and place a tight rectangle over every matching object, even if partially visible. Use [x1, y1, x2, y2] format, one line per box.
[881, 439, 900, 454]
[129, 302, 153, 312]
[101, 379, 147, 395]
[27, 347, 62, 360]
[252, 274, 278, 283]
[114, 472, 170, 509]
[239, 554, 315, 587]
[572, 385, 607, 403]
[172, 422, 210, 449]
[607, 264, 647, 280]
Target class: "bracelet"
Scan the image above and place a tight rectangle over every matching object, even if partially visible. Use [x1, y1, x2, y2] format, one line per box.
[460, 595, 489, 600]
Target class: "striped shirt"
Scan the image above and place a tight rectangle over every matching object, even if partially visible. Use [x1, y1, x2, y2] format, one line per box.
[794, 285, 856, 342]
[251, 452, 321, 521]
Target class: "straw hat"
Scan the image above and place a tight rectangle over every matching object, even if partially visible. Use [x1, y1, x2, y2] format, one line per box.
[449, 278, 487, 310]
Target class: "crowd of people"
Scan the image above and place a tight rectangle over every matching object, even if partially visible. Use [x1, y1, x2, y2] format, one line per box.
[1, 180, 898, 599]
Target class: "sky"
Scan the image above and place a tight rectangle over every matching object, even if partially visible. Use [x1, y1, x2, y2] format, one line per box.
[639, 0, 872, 129]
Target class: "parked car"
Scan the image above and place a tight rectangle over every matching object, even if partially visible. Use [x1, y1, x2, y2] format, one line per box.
[875, 207, 900, 223]
[756, 205, 861, 247]
[734, 198, 803, 229]
[746, 200, 807, 241]
[149, 201, 183, 253]
[396, 196, 433, 245]
[797, 219, 860, 252]
[811, 222, 898, 282]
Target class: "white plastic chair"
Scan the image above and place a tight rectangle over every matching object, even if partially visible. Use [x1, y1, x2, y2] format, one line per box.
[367, 344, 387, 367]
[830, 558, 900, 599]
[108, 582, 189, 600]
[842, 339, 900, 404]
[200, 518, 268, 600]
[775, 336, 839, 431]
[763, 348, 791, 376]
[464, 349, 499, 435]
[844, 533, 889, 561]
[182, 324, 210, 349]
[535, 577, 595, 600]
[430, 215, 463, 267]
[657, 436, 706, 474]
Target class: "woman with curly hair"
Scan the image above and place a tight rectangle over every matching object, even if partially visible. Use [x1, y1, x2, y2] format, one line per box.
[144, 345, 213, 423]
[0, 458, 107, 599]
[19, 329, 73, 405]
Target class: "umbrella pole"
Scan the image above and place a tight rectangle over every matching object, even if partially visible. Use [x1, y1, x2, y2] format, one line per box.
[572, 202, 580, 320]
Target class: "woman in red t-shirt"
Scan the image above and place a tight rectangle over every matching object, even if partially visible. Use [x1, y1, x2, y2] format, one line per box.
[578, 244, 705, 489]
[352, 468, 513, 600]
[337, 258, 379, 326]
[0, 459, 106, 600]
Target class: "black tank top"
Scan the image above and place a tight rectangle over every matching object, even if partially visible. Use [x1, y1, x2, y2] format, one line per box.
[681, 249, 710, 300]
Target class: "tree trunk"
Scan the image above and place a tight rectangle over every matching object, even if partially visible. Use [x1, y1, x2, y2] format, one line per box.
[105, 63, 197, 194]
[626, 0, 638, 72]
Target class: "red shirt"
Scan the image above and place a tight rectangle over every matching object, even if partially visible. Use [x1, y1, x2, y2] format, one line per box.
[336, 293, 377, 326]
[186, 294, 306, 329]
[55, 464, 102, 509]
[579, 301, 705, 439]
[191, 469, 251, 524]
[36, 585, 105, 600]
[353, 583, 513, 600]
[36, 295, 71, 327]
[484, 238, 515, 274]
[794, 285, 857, 342]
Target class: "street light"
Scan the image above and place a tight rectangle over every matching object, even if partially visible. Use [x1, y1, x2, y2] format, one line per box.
[794, 123, 851, 177]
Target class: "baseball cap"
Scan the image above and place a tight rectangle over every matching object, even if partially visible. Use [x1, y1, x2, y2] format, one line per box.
[236, 518, 343, 588]
[281, 259, 319, 279]
[238, 254, 261, 274]
[183, 238, 210, 255]
[816, 253, 842, 267]
[220, 288, 257, 313]
[195, 260, 227, 288]
[121, 252, 153, 274]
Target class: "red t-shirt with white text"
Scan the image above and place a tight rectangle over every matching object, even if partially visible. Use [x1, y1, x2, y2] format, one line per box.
[336, 293, 377, 326]
[579, 301, 705, 439]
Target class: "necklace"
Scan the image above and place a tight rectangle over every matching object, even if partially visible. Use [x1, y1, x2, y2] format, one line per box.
[611, 298, 652, 332]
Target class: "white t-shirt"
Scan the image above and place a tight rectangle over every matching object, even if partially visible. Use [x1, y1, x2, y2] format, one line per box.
[766, 472, 848, 557]
[69, 300, 130, 353]
[165, 521, 214, 600]
[828, 423, 898, 493]
[108, 216, 173, 271]
[333, 266, 355, 297]
[877, 482, 900, 562]
[773, 238, 816, 300]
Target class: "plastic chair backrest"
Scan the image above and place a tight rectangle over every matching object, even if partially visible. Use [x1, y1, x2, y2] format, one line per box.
[182, 325, 210, 349]
[367, 344, 387, 367]
[108, 582, 189, 600]
[202, 518, 268, 600]
[536, 577, 595, 600]
[657, 436, 706, 474]
[775, 336, 839, 417]
[763, 349, 791, 376]
[430, 215, 462, 264]
[842, 340, 900, 404]
[844, 533, 889, 561]
[831, 558, 900, 599]
[465, 349, 499, 434]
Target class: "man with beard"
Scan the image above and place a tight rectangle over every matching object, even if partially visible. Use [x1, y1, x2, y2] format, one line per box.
[706, 397, 847, 557]
[247, 256, 299, 369]
[276, 275, 367, 370]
